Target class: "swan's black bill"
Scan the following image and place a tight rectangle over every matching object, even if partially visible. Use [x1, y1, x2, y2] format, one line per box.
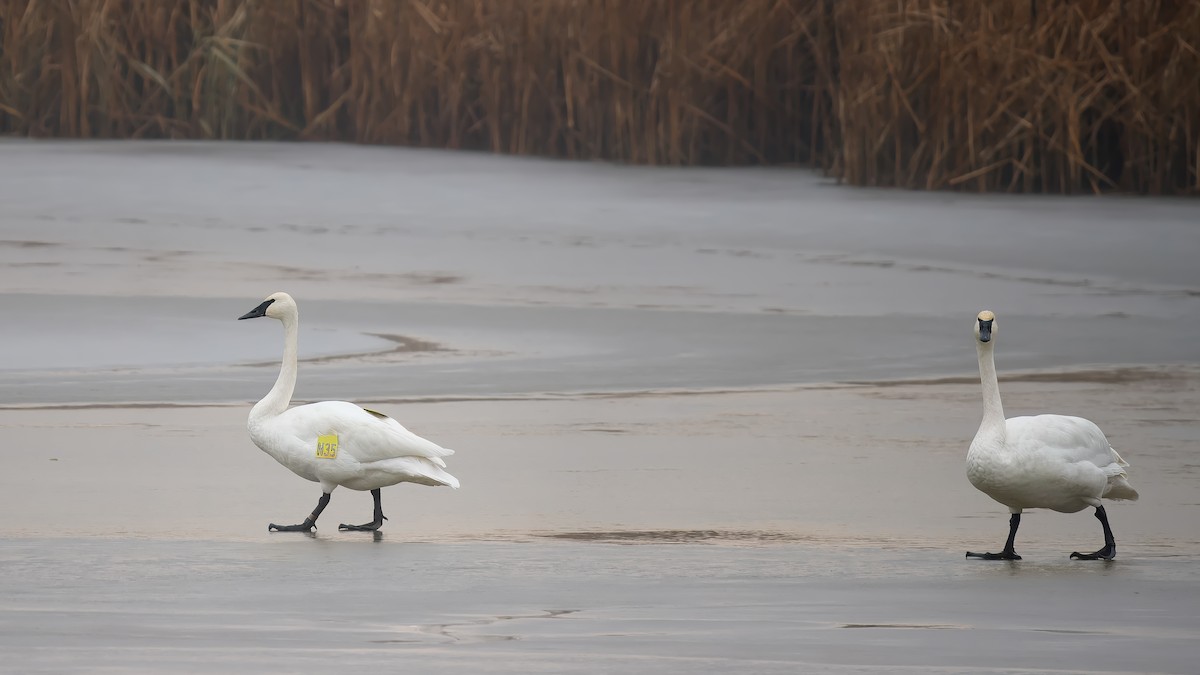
[978, 319, 993, 342]
[238, 298, 274, 320]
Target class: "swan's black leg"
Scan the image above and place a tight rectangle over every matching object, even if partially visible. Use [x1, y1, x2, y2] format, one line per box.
[269, 492, 330, 532]
[1070, 506, 1117, 560]
[339, 488, 388, 532]
[967, 513, 1023, 560]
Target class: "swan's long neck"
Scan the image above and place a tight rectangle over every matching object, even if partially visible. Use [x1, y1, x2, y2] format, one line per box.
[976, 340, 1006, 438]
[250, 313, 298, 421]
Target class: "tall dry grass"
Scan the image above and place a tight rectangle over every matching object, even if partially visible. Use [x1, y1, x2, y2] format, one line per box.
[833, 0, 1200, 194]
[0, 0, 1196, 193]
[0, 0, 831, 166]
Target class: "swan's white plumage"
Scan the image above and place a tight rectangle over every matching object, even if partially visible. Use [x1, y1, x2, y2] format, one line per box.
[966, 312, 1137, 516]
[243, 292, 459, 496]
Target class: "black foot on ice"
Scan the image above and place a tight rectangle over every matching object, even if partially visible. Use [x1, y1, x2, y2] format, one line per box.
[339, 516, 387, 532]
[269, 518, 315, 532]
[1070, 544, 1115, 561]
[966, 550, 1022, 560]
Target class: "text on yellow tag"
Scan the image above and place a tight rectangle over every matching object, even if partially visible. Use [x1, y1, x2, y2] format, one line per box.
[316, 434, 338, 459]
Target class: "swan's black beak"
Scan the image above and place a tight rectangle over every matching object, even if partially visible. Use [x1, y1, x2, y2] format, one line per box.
[238, 298, 274, 320]
[978, 319, 993, 343]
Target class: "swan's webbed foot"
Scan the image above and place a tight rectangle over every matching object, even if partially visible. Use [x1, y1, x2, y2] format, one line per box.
[967, 513, 1023, 560]
[269, 518, 316, 532]
[338, 516, 387, 532]
[966, 549, 1022, 561]
[1070, 544, 1115, 561]
[268, 493, 330, 533]
[339, 488, 387, 532]
[1071, 506, 1117, 560]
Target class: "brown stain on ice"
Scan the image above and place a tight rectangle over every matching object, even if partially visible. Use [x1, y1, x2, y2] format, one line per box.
[0, 386, 826, 411]
[544, 529, 808, 544]
[356, 271, 462, 285]
[0, 240, 59, 248]
[309, 332, 447, 362]
[256, 264, 463, 286]
[806, 253, 1200, 297]
[841, 623, 964, 630]
[576, 426, 629, 434]
[241, 332, 449, 368]
[851, 366, 1184, 388]
[0, 401, 239, 411]
[370, 609, 579, 644]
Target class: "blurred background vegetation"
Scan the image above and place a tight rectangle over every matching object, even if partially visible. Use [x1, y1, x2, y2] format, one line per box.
[1, 0, 1197, 194]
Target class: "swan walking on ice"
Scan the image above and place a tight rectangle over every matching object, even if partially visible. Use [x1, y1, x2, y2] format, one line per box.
[238, 292, 459, 532]
[965, 311, 1138, 560]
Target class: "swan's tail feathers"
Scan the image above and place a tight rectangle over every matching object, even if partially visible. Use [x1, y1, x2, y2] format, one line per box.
[1110, 447, 1130, 467]
[1101, 462, 1139, 501]
[417, 460, 460, 489]
[1105, 475, 1139, 501]
[427, 464, 461, 490]
[379, 457, 461, 489]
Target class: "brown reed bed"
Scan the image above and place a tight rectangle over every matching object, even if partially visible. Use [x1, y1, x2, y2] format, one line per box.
[0, 0, 1195, 194]
[0, 0, 831, 165]
[833, 0, 1200, 194]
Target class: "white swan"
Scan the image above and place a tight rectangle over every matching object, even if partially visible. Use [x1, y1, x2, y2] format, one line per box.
[238, 292, 459, 532]
[965, 310, 1138, 560]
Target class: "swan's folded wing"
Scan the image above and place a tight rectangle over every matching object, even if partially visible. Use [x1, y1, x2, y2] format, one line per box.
[1007, 414, 1122, 467]
[276, 401, 454, 464]
[354, 408, 455, 464]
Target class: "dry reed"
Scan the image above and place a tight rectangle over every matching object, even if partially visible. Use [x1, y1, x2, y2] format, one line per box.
[833, 0, 1200, 194]
[0, 0, 1196, 194]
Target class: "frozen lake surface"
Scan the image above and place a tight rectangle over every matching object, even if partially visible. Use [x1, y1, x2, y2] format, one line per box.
[1, 140, 1198, 673]
[4, 537, 1199, 674]
[2, 140, 1198, 405]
